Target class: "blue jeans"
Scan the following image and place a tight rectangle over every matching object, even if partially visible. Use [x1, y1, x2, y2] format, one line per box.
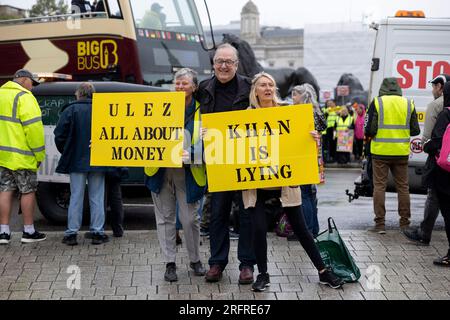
[176, 196, 204, 230]
[300, 185, 319, 237]
[208, 191, 256, 271]
[65, 172, 106, 236]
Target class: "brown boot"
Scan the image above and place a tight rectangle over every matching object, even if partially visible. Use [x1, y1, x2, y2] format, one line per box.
[205, 265, 222, 282]
[239, 267, 254, 285]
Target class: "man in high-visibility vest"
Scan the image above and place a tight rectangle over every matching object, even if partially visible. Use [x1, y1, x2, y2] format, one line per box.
[365, 77, 420, 234]
[323, 99, 339, 163]
[0, 69, 46, 245]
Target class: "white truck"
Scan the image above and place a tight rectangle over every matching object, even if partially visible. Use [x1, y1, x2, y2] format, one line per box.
[369, 13, 450, 193]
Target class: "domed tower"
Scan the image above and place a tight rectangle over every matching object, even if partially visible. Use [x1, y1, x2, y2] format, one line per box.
[240, 0, 260, 45]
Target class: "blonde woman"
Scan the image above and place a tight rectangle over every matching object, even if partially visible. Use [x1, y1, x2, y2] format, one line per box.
[244, 72, 344, 291]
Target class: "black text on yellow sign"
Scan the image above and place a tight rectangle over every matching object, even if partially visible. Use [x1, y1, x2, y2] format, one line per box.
[90, 92, 185, 167]
[202, 105, 320, 192]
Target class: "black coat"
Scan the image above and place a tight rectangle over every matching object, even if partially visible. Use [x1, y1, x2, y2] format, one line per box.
[423, 107, 450, 195]
[196, 74, 251, 114]
[54, 99, 108, 174]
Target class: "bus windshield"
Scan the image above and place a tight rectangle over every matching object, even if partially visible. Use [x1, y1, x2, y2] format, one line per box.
[129, 0, 201, 34]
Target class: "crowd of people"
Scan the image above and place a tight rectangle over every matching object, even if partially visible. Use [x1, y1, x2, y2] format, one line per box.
[1, 43, 449, 295]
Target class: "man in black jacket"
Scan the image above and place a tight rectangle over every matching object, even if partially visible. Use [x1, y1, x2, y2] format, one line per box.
[197, 43, 256, 284]
[54, 83, 109, 246]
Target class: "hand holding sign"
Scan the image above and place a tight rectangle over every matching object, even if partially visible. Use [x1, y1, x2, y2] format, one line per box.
[90, 92, 185, 167]
[202, 105, 319, 192]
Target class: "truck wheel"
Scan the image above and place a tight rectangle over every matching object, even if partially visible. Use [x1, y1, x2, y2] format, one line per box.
[37, 182, 95, 225]
[36, 182, 70, 225]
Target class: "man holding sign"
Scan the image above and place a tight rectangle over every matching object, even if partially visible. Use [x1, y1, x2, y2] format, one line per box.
[198, 43, 256, 284]
[202, 72, 345, 291]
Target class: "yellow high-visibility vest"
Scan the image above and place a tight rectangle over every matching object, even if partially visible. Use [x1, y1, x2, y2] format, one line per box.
[336, 116, 353, 131]
[0, 81, 45, 171]
[371, 95, 414, 156]
[144, 101, 206, 187]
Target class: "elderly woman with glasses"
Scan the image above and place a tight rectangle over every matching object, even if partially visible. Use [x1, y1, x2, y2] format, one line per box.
[145, 68, 207, 283]
[243, 72, 344, 292]
[291, 84, 327, 237]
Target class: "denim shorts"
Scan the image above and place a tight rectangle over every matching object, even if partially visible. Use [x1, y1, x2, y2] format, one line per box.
[0, 166, 38, 193]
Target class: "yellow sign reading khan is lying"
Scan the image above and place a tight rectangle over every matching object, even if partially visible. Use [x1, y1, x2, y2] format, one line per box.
[91, 92, 185, 167]
[202, 105, 320, 192]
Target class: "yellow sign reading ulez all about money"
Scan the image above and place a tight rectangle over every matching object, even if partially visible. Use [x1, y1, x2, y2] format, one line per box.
[90, 92, 185, 167]
[202, 105, 320, 192]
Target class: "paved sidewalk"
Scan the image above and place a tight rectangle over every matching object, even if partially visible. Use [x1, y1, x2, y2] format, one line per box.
[0, 230, 449, 300]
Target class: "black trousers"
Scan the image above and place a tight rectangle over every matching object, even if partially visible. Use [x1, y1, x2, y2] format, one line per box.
[248, 190, 326, 274]
[436, 190, 450, 256]
[105, 176, 124, 235]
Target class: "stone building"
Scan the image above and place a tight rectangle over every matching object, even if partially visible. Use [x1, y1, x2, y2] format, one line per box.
[0, 5, 28, 19]
[206, 0, 303, 69]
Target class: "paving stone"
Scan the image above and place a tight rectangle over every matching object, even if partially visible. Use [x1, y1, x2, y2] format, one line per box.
[0, 292, 11, 299]
[104, 296, 126, 300]
[9, 291, 32, 300]
[339, 292, 364, 300]
[30, 281, 52, 290]
[52, 289, 74, 299]
[275, 292, 298, 300]
[318, 291, 343, 300]
[116, 286, 137, 296]
[126, 294, 148, 300]
[279, 283, 302, 292]
[30, 290, 53, 300]
[427, 291, 450, 300]
[405, 291, 431, 300]
[212, 293, 234, 300]
[9, 282, 31, 291]
[384, 291, 409, 300]
[231, 292, 256, 300]
[361, 292, 387, 300]
[401, 283, 426, 292]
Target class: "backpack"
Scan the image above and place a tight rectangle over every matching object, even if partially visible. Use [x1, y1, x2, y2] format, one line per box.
[436, 118, 450, 172]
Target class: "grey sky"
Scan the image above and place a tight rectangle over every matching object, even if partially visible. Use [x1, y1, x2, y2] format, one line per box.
[1, 0, 449, 28]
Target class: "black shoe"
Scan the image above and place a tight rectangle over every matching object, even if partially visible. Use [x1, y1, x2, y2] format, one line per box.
[0, 233, 11, 245]
[402, 228, 430, 246]
[84, 232, 93, 239]
[112, 227, 124, 238]
[319, 269, 344, 289]
[252, 273, 270, 292]
[165, 263, 178, 282]
[91, 233, 109, 245]
[21, 231, 46, 243]
[62, 234, 78, 246]
[433, 255, 450, 267]
[190, 261, 206, 276]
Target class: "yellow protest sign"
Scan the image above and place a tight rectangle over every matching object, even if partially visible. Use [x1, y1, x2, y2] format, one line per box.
[90, 92, 185, 167]
[202, 105, 320, 192]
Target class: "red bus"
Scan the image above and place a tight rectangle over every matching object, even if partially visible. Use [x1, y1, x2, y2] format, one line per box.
[0, 0, 212, 85]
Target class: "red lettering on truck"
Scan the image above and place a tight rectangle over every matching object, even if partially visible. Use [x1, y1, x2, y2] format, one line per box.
[397, 60, 413, 89]
[397, 60, 450, 90]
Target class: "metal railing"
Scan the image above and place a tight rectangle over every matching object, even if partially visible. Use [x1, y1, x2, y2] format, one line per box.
[0, 12, 108, 26]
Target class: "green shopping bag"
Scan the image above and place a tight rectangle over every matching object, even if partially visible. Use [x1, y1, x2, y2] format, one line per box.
[315, 218, 361, 283]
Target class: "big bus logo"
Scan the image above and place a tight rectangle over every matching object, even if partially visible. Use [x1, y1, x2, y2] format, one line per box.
[77, 40, 118, 71]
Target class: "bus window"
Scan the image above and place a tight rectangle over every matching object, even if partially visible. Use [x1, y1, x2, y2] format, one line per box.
[130, 0, 200, 34]
[106, 0, 123, 19]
